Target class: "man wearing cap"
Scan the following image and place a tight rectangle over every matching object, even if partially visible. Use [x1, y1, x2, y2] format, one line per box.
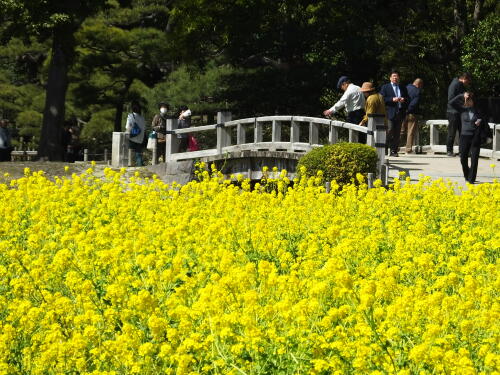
[359, 82, 386, 126]
[380, 70, 409, 157]
[151, 102, 169, 161]
[323, 76, 365, 126]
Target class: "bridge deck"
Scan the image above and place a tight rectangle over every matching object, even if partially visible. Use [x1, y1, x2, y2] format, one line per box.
[386, 154, 497, 187]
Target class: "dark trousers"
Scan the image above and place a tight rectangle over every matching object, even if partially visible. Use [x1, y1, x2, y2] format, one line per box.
[447, 112, 461, 153]
[348, 109, 366, 144]
[178, 137, 188, 152]
[387, 112, 404, 154]
[459, 134, 481, 183]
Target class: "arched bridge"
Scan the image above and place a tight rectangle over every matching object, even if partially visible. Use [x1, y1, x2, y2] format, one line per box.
[112, 111, 388, 181]
[112, 111, 500, 183]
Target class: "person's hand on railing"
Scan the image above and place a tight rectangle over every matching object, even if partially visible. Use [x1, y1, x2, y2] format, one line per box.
[323, 110, 337, 121]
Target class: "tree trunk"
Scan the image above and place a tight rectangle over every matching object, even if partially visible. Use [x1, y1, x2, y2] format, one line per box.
[452, 0, 468, 44]
[473, 0, 484, 26]
[38, 29, 75, 161]
[114, 79, 133, 132]
[114, 102, 124, 132]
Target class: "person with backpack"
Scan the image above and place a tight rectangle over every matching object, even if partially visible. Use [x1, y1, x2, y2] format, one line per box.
[125, 101, 146, 167]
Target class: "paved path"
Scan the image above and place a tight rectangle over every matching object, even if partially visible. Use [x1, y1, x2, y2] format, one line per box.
[386, 153, 498, 187]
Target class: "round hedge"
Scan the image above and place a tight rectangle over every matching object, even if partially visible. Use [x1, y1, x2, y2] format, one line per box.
[297, 143, 378, 186]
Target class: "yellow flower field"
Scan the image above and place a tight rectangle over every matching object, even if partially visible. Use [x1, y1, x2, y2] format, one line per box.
[0, 167, 499, 374]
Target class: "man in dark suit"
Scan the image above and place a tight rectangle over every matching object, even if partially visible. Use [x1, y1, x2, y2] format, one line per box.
[380, 70, 409, 157]
[446, 72, 472, 156]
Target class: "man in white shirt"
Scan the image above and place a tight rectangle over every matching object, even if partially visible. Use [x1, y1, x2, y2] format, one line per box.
[323, 76, 366, 142]
[323, 76, 365, 124]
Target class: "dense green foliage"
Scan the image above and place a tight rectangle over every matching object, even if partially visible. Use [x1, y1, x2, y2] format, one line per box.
[0, 0, 498, 157]
[297, 143, 378, 186]
[462, 14, 500, 95]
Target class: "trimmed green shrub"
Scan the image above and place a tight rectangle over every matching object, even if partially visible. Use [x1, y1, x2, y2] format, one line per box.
[297, 142, 377, 186]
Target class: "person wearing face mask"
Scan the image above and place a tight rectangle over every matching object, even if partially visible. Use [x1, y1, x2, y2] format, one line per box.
[448, 92, 483, 184]
[152, 102, 169, 162]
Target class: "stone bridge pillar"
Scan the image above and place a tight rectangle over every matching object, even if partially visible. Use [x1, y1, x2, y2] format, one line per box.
[111, 132, 129, 167]
[368, 114, 387, 184]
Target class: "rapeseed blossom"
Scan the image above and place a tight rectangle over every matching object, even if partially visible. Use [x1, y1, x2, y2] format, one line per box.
[0, 167, 498, 374]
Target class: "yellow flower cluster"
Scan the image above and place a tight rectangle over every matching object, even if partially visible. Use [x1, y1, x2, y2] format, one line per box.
[0, 167, 498, 374]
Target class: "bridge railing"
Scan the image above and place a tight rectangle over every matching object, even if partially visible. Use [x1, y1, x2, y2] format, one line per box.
[425, 120, 499, 159]
[164, 111, 375, 162]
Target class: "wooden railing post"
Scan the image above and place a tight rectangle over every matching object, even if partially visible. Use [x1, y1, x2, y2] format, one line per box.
[272, 120, 281, 142]
[166, 118, 179, 162]
[349, 128, 358, 143]
[290, 118, 299, 143]
[254, 119, 263, 143]
[217, 111, 232, 154]
[369, 114, 387, 184]
[329, 122, 338, 144]
[151, 141, 157, 165]
[309, 122, 319, 145]
[429, 121, 440, 153]
[237, 123, 246, 144]
[367, 119, 375, 147]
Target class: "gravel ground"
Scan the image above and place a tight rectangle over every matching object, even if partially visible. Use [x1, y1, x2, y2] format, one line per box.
[0, 161, 155, 182]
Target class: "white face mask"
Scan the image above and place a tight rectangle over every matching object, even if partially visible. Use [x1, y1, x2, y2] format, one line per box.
[160, 108, 167, 114]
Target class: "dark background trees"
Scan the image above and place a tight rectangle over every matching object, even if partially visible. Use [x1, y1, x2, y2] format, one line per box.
[0, 0, 498, 159]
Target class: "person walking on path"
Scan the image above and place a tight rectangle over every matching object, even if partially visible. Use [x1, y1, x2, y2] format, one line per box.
[359, 82, 387, 126]
[151, 102, 169, 162]
[0, 119, 12, 162]
[380, 70, 409, 157]
[446, 72, 472, 156]
[401, 78, 424, 154]
[125, 101, 146, 167]
[448, 92, 483, 184]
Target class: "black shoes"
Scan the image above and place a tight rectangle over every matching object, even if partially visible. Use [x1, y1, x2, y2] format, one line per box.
[390, 152, 399, 157]
[447, 151, 454, 157]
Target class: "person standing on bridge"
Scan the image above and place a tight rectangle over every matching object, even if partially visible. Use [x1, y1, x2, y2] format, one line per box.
[323, 76, 365, 125]
[152, 102, 169, 162]
[359, 82, 387, 127]
[125, 101, 146, 167]
[380, 70, 409, 157]
[446, 72, 472, 157]
[400, 78, 424, 154]
[448, 92, 483, 184]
